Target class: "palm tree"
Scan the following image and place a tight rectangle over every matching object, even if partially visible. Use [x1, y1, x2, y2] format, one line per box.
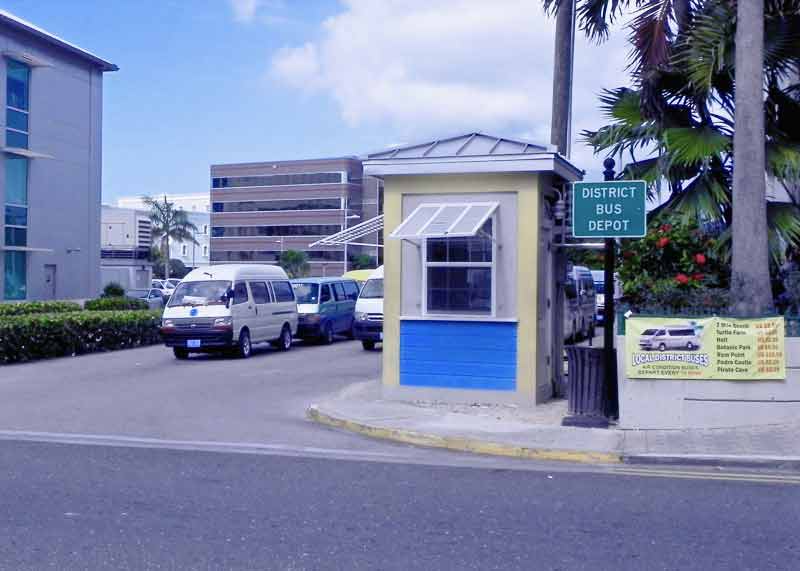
[731, 0, 772, 315]
[279, 250, 310, 279]
[142, 195, 198, 281]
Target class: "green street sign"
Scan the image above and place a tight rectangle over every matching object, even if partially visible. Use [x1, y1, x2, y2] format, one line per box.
[571, 180, 647, 238]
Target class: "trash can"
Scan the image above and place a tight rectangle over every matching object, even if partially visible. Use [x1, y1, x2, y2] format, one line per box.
[561, 346, 611, 428]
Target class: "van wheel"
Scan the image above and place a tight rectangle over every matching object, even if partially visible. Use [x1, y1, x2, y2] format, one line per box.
[362, 340, 375, 351]
[686, 341, 695, 351]
[278, 325, 292, 351]
[658, 342, 667, 352]
[238, 329, 252, 358]
[321, 322, 334, 345]
[173, 347, 189, 360]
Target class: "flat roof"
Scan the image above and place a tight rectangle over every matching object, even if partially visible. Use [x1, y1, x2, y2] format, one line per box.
[211, 156, 360, 170]
[0, 9, 118, 72]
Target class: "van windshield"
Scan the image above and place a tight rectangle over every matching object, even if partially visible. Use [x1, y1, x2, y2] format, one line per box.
[360, 278, 384, 299]
[641, 329, 659, 336]
[168, 280, 231, 307]
[292, 283, 319, 304]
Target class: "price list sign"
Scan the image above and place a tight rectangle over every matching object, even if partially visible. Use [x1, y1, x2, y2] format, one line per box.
[625, 316, 786, 380]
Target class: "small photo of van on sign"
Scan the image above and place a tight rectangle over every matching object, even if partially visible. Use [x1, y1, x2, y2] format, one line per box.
[571, 180, 647, 238]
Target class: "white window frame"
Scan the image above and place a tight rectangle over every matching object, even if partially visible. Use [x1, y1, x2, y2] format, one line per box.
[421, 214, 497, 318]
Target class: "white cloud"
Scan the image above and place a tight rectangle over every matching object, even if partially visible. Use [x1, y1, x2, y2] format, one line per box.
[229, 0, 260, 23]
[270, 0, 631, 169]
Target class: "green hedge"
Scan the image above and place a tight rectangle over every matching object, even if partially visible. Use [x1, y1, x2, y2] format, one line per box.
[0, 310, 162, 364]
[0, 301, 82, 317]
[84, 297, 149, 311]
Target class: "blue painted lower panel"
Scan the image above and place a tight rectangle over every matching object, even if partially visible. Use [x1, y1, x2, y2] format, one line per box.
[399, 320, 517, 391]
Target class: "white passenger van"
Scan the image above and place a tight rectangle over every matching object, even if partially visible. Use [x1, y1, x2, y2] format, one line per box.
[160, 264, 298, 359]
[353, 265, 384, 350]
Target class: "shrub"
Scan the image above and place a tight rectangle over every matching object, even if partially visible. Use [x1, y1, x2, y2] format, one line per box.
[0, 310, 162, 364]
[84, 297, 149, 311]
[0, 301, 82, 317]
[617, 217, 729, 311]
[102, 282, 125, 298]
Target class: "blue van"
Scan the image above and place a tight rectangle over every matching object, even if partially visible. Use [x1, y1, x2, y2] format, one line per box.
[291, 277, 360, 344]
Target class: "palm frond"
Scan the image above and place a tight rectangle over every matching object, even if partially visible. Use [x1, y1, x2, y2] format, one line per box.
[663, 126, 731, 167]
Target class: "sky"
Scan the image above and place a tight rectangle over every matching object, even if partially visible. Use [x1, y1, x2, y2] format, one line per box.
[4, 0, 631, 204]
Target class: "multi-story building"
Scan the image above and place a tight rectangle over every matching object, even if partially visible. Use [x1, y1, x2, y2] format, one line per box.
[100, 205, 152, 290]
[209, 157, 380, 276]
[0, 10, 117, 301]
[117, 193, 210, 269]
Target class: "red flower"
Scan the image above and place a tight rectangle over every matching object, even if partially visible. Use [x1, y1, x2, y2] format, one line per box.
[659, 224, 673, 233]
[694, 253, 706, 265]
[675, 273, 689, 285]
[692, 273, 704, 281]
[623, 250, 635, 259]
[656, 237, 670, 249]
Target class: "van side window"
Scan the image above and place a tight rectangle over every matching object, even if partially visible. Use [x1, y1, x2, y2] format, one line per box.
[320, 284, 332, 304]
[249, 281, 269, 304]
[343, 281, 359, 301]
[233, 281, 249, 305]
[333, 282, 346, 301]
[271, 281, 295, 302]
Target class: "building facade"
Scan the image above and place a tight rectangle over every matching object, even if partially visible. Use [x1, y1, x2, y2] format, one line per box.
[117, 194, 210, 269]
[209, 157, 380, 277]
[0, 10, 117, 301]
[100, 205, 152, 291]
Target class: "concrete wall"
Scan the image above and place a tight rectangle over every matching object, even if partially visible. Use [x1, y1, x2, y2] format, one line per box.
[618, 336, 800, 429]
[0, 26, 106, 300]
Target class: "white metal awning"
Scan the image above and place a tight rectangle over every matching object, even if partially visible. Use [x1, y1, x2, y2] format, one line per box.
[389, 202, 498, 240]
[308, 214, 384, 248]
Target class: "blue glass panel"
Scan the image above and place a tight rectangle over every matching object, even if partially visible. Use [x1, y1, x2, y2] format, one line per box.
[6, 108, 27, 131]
[6, 129, 28, 149]
[5, 156, 28, 205]
[4, 205, 26, 226]
[6, 60, 29, 111]
[4, 227, 26, 246]
[3, 251, 26, 300]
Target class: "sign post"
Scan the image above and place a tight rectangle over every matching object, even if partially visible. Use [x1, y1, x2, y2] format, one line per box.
[571, 160, 646, 419]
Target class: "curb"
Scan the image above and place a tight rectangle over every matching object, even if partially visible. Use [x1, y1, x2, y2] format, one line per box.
[623, 454, 800, 471]
[307, 405, 622, 465]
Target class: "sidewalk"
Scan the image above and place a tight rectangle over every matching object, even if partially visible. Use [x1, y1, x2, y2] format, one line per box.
[308, 380, 800, 469]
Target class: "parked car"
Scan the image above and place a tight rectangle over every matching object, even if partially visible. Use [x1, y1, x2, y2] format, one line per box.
[126, 288, 165, 310]
[291, 277, 360, 344]
[164, 278, 182, 289]
[160, 264, 298, 359]
[591, 270, 605, 324]
[639, 325, 702, 352]
[353, 265, 384, 350]
[564, 265, 596, 341]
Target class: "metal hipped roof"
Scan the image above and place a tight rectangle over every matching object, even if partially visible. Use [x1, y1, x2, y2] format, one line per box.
[308, 215, 384, 248]
[367, 132, 552, 160]
[389, 202, 498, 240]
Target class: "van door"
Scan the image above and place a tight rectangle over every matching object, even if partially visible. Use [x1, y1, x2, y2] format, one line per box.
[318, 284, 335, 332]
[332, 282, 349, 332]
[248, 281, 271, 341]
[230, 281, 255, 342]
[342, 280, 359, 333]
[270, 280, 297, 337]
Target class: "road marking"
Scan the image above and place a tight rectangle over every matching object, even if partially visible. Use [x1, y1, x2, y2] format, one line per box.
[612, 467, 800, 485]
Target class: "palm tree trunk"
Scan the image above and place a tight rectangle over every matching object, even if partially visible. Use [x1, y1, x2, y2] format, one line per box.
[550, 0, 575, 398]
[730, 0, 772, 316]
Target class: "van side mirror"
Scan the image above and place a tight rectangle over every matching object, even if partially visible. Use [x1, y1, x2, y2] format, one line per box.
[225, 288, 234, 308]
[564, 284, 577, 299]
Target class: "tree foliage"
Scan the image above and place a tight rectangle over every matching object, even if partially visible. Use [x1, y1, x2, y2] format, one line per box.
[279, 250, 310, 279]
[142, 195, 198, 280]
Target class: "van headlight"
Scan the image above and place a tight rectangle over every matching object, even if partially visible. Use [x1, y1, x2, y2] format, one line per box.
[213, 316, 232, 329]
[162, 319, 174, 328]
[355, 311, 368, 321]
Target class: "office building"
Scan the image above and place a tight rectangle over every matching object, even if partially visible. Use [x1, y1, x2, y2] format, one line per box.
[100, 205, 152, 290]
[117, 193, 210, 269]
[210, 157, 380, 276]
[0, 10, 117, 300]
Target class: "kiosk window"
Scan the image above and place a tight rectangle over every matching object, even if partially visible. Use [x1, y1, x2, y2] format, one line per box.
[424, 218, 494, 315]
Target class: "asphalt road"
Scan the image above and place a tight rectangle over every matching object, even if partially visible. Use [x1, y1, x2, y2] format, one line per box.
[0, 439, 797, 571]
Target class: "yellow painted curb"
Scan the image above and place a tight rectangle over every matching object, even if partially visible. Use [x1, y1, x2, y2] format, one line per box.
[307, 405, 621, 465]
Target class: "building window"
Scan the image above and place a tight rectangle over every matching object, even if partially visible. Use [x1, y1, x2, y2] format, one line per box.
[3, 250, 26, 300]
[423, 219, 494, 315]
[6, 60, 29, 149]
[212, 172, 343, 189]
[181, 244, 188, 256]
[210, 250, 343, 263]
[211, 198, 341, 213]
[202, 245, 208, 257]
[211, 224, 341, 238]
